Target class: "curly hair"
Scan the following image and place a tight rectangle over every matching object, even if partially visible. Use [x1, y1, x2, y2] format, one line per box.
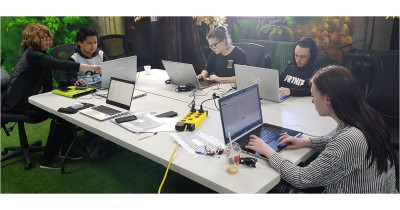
[21, 23, 53, 50]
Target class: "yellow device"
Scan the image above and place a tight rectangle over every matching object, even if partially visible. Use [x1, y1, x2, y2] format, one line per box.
[175, 109, 208, 131]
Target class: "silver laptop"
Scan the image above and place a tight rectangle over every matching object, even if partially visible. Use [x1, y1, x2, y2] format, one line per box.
[80, 77, 135, 121]
[235, 64, 290, 102]
[99, 55, 137, 88]
[162, 60, 218, 89]
[218, 84, 302, 159]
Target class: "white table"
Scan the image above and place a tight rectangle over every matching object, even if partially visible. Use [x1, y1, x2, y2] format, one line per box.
[28, 69, 337, 193]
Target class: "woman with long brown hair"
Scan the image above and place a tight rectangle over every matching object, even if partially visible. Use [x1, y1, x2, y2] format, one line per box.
[246, 65, 397, 193]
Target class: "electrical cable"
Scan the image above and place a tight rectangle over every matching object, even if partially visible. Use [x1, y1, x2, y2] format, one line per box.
[158, 143, 179, 194]
[157, 125, 186, 194]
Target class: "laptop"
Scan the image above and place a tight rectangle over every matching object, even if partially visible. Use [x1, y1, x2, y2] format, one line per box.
[235, 64, 291, 102]
[80, 77, 135, 121]
[94, 55, 137, 89]
[218, 84, 302, 159]
[162, 60, 218, 89]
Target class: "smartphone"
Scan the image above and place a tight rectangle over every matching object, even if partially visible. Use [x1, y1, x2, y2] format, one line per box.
[115, 115, 137, 123]
[156, 111, 178, 118]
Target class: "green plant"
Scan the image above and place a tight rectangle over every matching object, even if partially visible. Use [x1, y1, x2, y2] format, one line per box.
[260, 17, 296, 42]
[1, 16, 93, 87]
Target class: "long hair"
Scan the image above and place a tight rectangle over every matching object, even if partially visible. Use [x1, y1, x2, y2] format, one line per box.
[21, 23, 53, 50]
[311, 65, 395, 174]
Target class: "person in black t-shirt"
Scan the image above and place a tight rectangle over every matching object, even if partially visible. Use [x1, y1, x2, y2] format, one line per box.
[197, 26, 246, 84]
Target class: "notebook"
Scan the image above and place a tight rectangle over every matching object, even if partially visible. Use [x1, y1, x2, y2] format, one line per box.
[80, 77, 135, 121]
[97, 55, 137, 89]
[162, 60, 218, 89]
[218, 84, 302, 159]
[235, 64, 291, 102]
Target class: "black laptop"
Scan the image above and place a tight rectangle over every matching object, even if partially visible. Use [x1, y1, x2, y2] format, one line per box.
[218, 84, 302, 159]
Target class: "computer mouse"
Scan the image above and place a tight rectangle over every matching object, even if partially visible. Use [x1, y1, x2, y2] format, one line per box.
[71, 102, 84, 109]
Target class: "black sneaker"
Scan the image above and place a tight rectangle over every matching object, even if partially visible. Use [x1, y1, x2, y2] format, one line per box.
[60, 150, 84, 160]
[40, 159, 63, 169]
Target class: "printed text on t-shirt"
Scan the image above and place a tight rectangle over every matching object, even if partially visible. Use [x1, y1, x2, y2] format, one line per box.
[284, 75, 305, 86]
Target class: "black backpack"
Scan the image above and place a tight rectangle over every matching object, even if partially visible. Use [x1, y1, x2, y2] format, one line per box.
[85, 136, 117, 160]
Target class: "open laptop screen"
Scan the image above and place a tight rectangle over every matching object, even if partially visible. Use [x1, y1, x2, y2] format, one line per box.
[106, 77, 135, 110]
[219, 84, 263, 145]
[101, 55, 137, 88]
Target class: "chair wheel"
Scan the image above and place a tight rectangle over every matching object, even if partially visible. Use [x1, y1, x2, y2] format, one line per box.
[1, 150, 8, 155]
[24, 163, 32, 170]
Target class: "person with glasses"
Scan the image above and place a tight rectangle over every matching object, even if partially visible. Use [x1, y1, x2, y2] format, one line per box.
[279, 37, 318, 97]
[246, 65, 397, 193]
[197, 26, 246, 84]
[2, 23, 102, 169]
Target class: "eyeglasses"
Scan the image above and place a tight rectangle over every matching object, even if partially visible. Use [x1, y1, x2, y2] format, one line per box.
[209, 41, 220, 49]
[40, 35, 50, 41]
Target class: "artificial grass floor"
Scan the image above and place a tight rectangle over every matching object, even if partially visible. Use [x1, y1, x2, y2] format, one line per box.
[1, 119, 215, 193]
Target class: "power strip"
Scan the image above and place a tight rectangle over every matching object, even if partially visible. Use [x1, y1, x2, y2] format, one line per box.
[175, 109, 208, 131]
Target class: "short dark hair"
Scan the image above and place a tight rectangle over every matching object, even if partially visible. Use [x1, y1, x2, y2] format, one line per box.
[76, 27, 97, 43]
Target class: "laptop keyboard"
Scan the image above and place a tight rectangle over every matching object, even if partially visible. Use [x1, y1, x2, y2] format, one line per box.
[236, 125, 282, 148]
[199, 79, 218, 88]
[92, 105, 121, 115]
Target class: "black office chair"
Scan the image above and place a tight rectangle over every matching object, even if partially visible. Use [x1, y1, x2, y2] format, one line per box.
[365, 51, 399, 150]
[314, 54, 337, 70]
[98, 34, 130, 60]
[343, 50, 376, 98]
[50, 44, 78, 85]
[1, 69, 46, 170]
[234, 42, 271, 68]
[50, 44, 77, 60]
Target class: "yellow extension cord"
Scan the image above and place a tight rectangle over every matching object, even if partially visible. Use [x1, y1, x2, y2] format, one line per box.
[158, 125, 186, 194]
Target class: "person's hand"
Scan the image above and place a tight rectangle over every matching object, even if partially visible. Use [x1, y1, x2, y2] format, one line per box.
[245, 135, 276, 158]
[197, 74, 204, 80]
[277, 133, 311, 149]
[74, 79, 86, 86]
[92, 65, 102, 73]
[209, 74, 220, 82]
[279, 87, 291, 96]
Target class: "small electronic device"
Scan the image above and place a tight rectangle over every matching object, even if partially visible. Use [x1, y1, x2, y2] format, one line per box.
[175, 109, 207, 131]
[75, 84, 87, 90]
[156, 111, 178, 118]
[115, 115, 137, 123]
[177, 83, 195, 92]
[71, 103, 84, 109]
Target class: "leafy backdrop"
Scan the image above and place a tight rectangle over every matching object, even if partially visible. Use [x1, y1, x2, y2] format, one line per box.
[1, 16, 93, 86]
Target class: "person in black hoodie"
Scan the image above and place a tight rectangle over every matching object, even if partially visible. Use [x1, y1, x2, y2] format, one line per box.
[2, 23, 101, 169]
[279, 37, 318, 97]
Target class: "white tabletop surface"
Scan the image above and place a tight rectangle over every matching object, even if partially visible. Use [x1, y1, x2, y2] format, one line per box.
[28, 69, 337, 193]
